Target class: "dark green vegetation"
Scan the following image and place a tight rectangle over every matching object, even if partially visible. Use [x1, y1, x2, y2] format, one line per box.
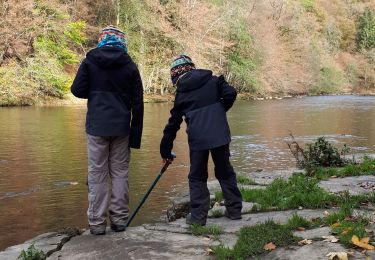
[288, 136, 351, 176]
[314, 156, 375, 180]
[286, 214, 313, 230]
[357, 7, 375, 50]
[239, 174, 335, 210]
[237, 174, 375, 211]
[18, 244, 46, 260]
[214, 221, 296, 259]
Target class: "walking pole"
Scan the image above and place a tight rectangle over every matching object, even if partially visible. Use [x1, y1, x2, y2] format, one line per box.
[125, 153, 176, 228]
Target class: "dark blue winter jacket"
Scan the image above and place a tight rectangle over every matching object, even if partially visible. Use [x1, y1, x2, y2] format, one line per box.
[71, 46, 144, 149]
[160, 69, 237, 158]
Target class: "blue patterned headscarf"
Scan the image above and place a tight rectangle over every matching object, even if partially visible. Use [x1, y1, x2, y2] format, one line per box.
[170, 54, 195, 84]
[97, 26, 128, 53]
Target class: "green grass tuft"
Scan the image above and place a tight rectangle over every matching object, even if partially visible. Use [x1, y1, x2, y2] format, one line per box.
[240, 174, 335, 210]
[214, 221, 296, 259]
[331, 217, 369, 246]
[210, 209, 224, 218]
[286, 214, 312, 230]
[18, 244, 46, 260]
[215, 191, 223, 202]
[236, 175, 257, 185]
[189, 224, 224, 236]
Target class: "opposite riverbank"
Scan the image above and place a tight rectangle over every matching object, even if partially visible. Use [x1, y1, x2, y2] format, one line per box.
[3, 155, 375, 259]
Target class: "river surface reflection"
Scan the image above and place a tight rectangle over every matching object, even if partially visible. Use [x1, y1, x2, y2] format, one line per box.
[1, 96, 375, 250]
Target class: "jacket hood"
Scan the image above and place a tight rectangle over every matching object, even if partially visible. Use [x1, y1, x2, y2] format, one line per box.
[87, 46, 132, 68]
[176, 69, 213, 93]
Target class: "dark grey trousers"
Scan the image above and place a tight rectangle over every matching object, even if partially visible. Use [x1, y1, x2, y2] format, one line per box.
[189, 144, 242, 222]
[87, 134, 130, 229]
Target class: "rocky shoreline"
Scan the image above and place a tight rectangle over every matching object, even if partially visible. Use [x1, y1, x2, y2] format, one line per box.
[3, 163, 375, 259]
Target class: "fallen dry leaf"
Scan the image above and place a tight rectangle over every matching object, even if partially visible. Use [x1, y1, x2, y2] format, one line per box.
[206, 248, 214, 255]
[331, 175, 338, 178]
[70, 182, 79, 185]
[203, 237, 210, 241]
[297, 227, 306, 231]
[298, 239, 312, 246]
[351, 235, 375, 250]
[263, 242, 276, 251]
[326, 252, 348, 260]
[324, 211, 330, 216]
[323, 235, 339, 243]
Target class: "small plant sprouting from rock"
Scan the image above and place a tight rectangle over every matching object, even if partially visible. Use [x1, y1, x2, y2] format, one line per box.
[236, 176, 257, 185]
[189, 224, 224, 236]
[210, 209, 225, 218]
[18, 244, 46, 260]
[287, 134, 351, 176]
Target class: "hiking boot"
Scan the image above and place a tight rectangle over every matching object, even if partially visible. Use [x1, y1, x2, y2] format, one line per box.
[90, 226, 106, 235]
[186, 213, 206, 226]
[110, 223, 126, 232]
[224, 210, 242, 220]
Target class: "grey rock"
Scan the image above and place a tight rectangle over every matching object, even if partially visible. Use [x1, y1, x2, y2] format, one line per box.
[218, 234, 238, 250]
[0, 232, 70, 260]
[263, 241, 364, 260]
[319, 175, 375, 195]
[173, 209, 336, 233]
[293, 227, 331, 239]
[248, 169, 301, 185]
[238, 184, 267, 190]
[166, 191, 190, 222]
[208, 202, 261, 218]
[48, 227, 218, 260]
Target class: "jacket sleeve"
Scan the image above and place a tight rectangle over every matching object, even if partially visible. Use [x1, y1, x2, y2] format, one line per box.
[71, 60, 89, 99]
[160, 100, 183, 159]
[218, 75, 237, 111]
[129, 67, 144, 149]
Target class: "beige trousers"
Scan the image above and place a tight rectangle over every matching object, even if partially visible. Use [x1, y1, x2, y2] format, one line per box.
[87, 134, 130, 229]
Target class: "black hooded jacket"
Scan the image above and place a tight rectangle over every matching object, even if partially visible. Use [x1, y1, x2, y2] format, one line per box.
[71, 46, 144, 148]
[160, 69, 237, 158]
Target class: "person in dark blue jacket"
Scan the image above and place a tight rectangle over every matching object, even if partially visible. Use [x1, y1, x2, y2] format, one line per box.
[71, 26, 144, 235]
[160, 55, 242, 225]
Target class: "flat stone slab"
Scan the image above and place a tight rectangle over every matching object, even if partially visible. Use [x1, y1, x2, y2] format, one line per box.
[49, 227, 219, 260]
[319, 175, 375, 195]
[0, 232, 70, 260]
[293, 227, 331, 239]
[208, 202, 260, 218]
[248, 169, 301, 185]
[238, 184, 267, 190]
[263, 241, 365, 260]
[170, 209, 336, 234]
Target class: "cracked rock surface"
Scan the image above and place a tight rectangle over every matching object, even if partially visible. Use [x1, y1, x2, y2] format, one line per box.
[0, 232, 71, 260]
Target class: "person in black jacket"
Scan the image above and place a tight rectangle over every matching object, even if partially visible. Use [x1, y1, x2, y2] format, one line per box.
[160, 55, 242, 226]
[71, 26, 144, 235]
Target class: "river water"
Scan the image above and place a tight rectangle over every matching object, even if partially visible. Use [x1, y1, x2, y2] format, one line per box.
[1, 96, 375, 250]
